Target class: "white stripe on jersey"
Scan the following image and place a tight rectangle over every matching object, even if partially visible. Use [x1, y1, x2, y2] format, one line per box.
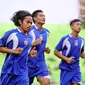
[6, 33, 18, 50]
[29, 30, 36, 42]
[28, 47, 32, 54]
[81, 39, 84, 49]
[62, 38, 71, 56]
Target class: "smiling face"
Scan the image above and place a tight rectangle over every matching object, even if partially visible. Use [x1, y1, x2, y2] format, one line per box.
[70, 21, 82, 33]
[34, 12, 45, 25]
[19, 16, 32, 33]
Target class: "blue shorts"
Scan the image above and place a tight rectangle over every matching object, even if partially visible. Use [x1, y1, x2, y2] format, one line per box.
[28, 65, 50, 85]
[0, 71, 29, 85]
[60, 68, 82, 85]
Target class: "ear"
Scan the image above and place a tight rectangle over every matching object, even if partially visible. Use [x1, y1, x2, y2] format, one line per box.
[70, 25, 73, 30]
[18, 19, 22, 25]
[34, 17, 37, 21]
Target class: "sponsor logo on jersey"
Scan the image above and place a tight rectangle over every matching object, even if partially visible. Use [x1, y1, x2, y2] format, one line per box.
[74, 40, 78, 46]
[24, 38, 28, 45]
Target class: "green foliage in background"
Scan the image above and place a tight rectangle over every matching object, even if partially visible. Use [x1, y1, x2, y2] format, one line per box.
[0, 23, 85, 85]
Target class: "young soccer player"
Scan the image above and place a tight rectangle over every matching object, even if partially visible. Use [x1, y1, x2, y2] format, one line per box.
[28, 10, 50, 85]
[54, 19, 85, 85]
[0, 10, 35, 85]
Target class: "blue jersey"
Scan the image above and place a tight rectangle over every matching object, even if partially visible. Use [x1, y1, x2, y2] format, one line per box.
[55, 34, 84, 70]
[0, 29, 32, 75]
[28, 25, 50, 67]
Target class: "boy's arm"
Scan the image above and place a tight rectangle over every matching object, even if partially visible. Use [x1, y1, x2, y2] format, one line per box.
[81, 52, 85, 58]
[29, 47, 37, 57]
[32, 38, 42, 46]
[80, 45, 85, 58]
[54, 49, 74, 64]
[0, 46, 23, 54]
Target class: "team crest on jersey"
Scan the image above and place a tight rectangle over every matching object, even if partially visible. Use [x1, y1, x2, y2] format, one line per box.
[24, 39, 28, 45]
[74, 40, 78, 46]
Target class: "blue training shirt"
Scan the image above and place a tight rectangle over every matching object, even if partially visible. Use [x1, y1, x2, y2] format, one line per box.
[0, 29, 32, 75]
[55, 34, 84, 70]
[28, 25, 50, 67]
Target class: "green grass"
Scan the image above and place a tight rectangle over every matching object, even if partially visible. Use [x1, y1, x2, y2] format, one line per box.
[0, 23, 85, 85]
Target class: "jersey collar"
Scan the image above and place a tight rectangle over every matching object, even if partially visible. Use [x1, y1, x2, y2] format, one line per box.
[17, 28, 22, 33]
[17, 28, 28, 35]
[33, 24, 38, 29]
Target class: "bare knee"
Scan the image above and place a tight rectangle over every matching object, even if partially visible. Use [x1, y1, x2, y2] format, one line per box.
[37, 76, 50, 85]
[72, 83, 80, 85]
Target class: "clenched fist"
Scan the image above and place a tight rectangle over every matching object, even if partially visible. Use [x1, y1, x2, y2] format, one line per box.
[14, 47, 23, 54]
[30, 47, 37, 57]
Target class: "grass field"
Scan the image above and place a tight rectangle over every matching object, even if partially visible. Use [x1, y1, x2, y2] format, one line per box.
[0, 23, 85, 85]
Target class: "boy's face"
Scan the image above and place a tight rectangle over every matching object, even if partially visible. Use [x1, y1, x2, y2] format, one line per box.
[71, 21, 81, 33]
[34, 12, 45, 25]
[19, 16, 32, 32]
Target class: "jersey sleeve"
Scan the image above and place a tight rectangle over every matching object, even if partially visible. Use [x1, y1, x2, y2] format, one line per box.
[81, 46, 84, 53]
[45, 28, 50, 37]
[0, 30, 18, 50]
[81, 39, 85, 53]
[0, 31, 11, 47]
[55, 37, 65, 51]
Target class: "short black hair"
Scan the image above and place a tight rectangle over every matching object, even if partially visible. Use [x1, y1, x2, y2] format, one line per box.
[70, 19, 81, 26]
[32, 10, 43, 23]
[11, 10, 32, 27]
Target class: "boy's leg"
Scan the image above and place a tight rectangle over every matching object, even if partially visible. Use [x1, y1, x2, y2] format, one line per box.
[71, 68, 82, 85]
[36, 65, 50, 85]
[16, 72, 29, 85]
[60, 69, 74, 85]
[37, 75, 50, 85]
[1, 71, 29, 85]
[1, 73, 14, 85]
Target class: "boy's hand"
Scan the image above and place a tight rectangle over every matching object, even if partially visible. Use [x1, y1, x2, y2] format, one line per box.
[32, 38, 42, 46]
[65, 57, 75, 64]
[14, 47, 23, 54]
[45, 47, 50, 54]
[30, 47, 37, 57]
